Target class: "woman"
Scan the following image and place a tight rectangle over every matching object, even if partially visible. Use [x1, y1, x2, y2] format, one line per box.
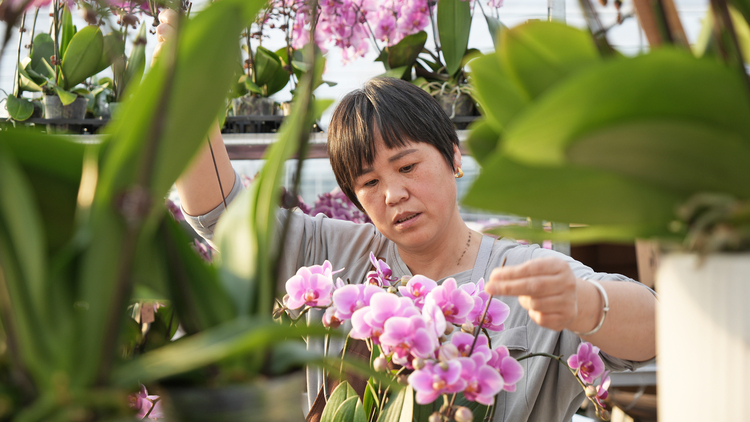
[160, 13, 656, 422]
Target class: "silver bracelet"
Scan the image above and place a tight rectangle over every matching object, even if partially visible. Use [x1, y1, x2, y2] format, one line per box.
[573, 278, 610, 337]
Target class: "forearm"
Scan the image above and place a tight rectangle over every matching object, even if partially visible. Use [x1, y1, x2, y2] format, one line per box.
[569, 278, 656, 362]
[176, 123, 236, 216]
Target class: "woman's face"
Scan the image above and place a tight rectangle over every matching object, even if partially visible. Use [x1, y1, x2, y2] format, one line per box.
[353, 134, 462, 251]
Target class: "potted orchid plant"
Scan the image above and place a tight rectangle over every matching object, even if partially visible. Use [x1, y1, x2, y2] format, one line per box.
[277, 255, 613, 421]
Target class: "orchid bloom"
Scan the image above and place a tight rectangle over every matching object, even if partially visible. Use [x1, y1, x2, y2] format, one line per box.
[379, 314, 439, 367]
[331, 283, 384, 320]
[408, 360, 466, 404]
[450, 331, 492, 362]
[129, 384, 164, 420]
[458, 355, 504, 405]
[487, 346, 524, 392]
[595, 371, 611, 407]
[424, 278, 474, 325]
[398, 275, 437, 309]
[461, 278, 510, 331]
[567, 342, 605, 384]
[350, 292, 419, 343]
[284, 261, 341, 309]
[365, 252, 398, 286]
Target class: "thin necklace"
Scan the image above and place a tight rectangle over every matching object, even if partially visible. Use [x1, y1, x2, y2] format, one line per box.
[456, 230, 472, 266]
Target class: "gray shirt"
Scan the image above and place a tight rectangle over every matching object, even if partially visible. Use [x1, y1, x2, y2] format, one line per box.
[184, 171, 653, 422]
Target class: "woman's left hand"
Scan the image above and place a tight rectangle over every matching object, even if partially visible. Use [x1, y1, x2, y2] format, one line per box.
[485, 257, 579, 331]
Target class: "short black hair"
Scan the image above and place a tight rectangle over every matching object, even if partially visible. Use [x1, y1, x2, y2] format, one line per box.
[327, 77, 459, 212]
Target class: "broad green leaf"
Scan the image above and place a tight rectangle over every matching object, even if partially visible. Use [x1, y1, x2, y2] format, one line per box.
[55, 88, 77, 106]
[465, 118, 501, 166]
[95, 32, 125, 74]
[381, 66, 409, 79]
[485, 15, 507, 49]
[123, 24, 147, 92]
[19, 62, 44, 92]
[463, 154, 684, 226]
[0, 145, 52, 384]
[467, 54, 529, 133]
[321, 382, 359, 422]
[111, 317, 330, 386]
[76, 0, 267, 388]
[263, 50, 291, 97]
[498, 21, 600, 100]
[485, 223, 677, 245]
[6, 95, 34, 121]
[59, 25, 104, 90]
[254, 45, 283, 88]
[567, 120, 750, 199]
[245, 79, 263, 95]
[437, 0, 472, 76]
[388, 31, 427, 71]
[331, 396, 367, 422]
[159, 215, 235, 333]
[29, 33, 55, 78]
[502, 49, 750, 166]
[729, 0, 750, 32]
[376, 386, 413, 422]
[59, 8, 75, 59]
[363, 378, 379, 418]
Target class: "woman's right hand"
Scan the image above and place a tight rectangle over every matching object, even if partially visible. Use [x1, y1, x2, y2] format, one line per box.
[151, 9, 179, 64]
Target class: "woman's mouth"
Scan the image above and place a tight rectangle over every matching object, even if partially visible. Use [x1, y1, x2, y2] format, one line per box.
[395, 213, 420, 224]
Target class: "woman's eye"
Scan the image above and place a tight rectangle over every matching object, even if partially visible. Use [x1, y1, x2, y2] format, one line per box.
[363, 179, 378, 187]
[400, 164, 415, 173]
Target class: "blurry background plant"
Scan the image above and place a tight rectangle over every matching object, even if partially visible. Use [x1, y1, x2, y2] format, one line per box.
[0, 0, 340, 420]
[290, 0, 506, 121]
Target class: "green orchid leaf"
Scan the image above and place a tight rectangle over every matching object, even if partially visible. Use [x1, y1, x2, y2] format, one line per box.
[321, 382, 359, 422]
[437, 0, 472, 76]
[467, 53, 529, 133]
[29, 33, 55, 78]
[381, 65, 409, 79]
[567, 120, 750, 199]
[59, 25, 104, 90]
[59, 7, 75, 59]
[331, 396, 367, 422]
[485, 15, 507, 49]
[6, 95, 34, 121]
[463, 154, 684, 226]
[55, 88, 78, 106]
[501, 49, 750, 167]
[387, 31, 427, 71]
[253, 45, 283, 89]
[75, 0, 267, 389]
[376, 385, 413, 422]
[96, 32, 126, 75]
[729, 0, 750, 31]
[498, 21, 600, 100]
[159, 215, 235, 333]
[363, 378, 379, 418]
[123, 24, 147, 92]
[465, 118, 501, 166]
[111, 317, 330, 387]
[263, 50, 291, 97]
[18, 62, 44, 92]
[245, 79, 263, 95]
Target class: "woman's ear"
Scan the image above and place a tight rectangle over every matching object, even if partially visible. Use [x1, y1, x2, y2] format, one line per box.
[452, 143, 462, 172]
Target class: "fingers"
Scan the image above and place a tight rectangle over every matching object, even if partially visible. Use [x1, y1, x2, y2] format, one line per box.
[156, 21, 176, 43]
[159, 8, 179, 26]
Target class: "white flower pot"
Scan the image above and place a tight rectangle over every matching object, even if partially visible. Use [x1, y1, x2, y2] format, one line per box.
[656, 253, 750, 421]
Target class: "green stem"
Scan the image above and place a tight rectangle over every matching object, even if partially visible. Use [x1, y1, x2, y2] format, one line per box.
[13, 13, 26, 97]
[53, 0, 60, 85]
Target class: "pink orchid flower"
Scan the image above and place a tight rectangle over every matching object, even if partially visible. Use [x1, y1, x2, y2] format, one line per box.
[460, 278, 510, 332]
[408, 360, 466, 405]
[350, 292, 419, 343]
[398, 275, 437, 309]
[365, 252, 398, 287]
[595, 370, 611, 407]
[458, 355, 504, 405]
[487, 346, 524, 392]
[129, 384, 164, 420]
[284, 261, 341, 309]
[424, 278, 474, 325]
[567, 342, 605, 384]
[379, 314, 439, 367]
[331, 283, 384, 320]
[450, 331, 492, 362]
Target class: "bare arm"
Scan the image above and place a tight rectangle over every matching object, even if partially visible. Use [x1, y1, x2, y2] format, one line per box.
[486, 257, 656, 362]
[176, 123, 236, 216]
[155, 10, 236, 216]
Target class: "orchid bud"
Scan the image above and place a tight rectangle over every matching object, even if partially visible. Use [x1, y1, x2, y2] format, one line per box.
[444, 324, 454, 335]
[597, 408, 611, 421]
[438, 344, 459, 362]
[400, 276, 411, 286]
[461, 322, 474, 334]
[397, 374, 409, 385]
[585, 385, 597, 398]
[412, 357, 425, 370]
[454, 406, 473, 422]
[387, 286, 398, 294]
[373, 356, 388, 372]
[428, 412, 442, 422]
[439, 335, 447, 343]
[438, 361, 449, 371]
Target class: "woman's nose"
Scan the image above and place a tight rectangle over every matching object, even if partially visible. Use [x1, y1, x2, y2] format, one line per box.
[385, 181, 409, 206]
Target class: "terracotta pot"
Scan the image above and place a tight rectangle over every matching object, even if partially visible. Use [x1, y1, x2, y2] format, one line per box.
[656, 253, 750, 421]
